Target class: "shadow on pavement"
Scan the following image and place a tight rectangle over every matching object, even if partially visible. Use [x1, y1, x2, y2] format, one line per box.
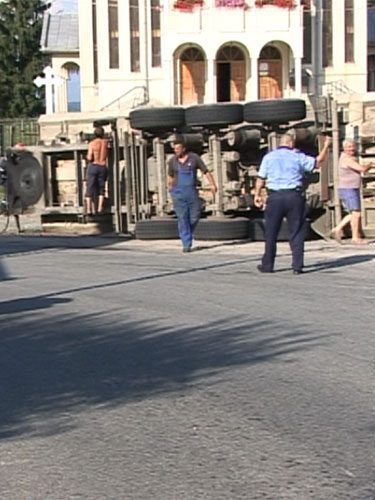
[0, 234, 129, 258]
[0, 308, 327, 440]
[0, 257, 9, 280]
[0, 296, 72, 315]
[304, 254, 375, 273]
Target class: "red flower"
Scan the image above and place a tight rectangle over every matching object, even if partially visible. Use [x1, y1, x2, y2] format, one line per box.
[255, 0, 296, 7]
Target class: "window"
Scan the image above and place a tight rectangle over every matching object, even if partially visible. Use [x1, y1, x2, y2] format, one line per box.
[322, 0, 332, 68]
[108, 0, 119, 69]
[92, 0, 98, 83]
[64, 63, 81, 112]
[345, 0, 354, 62]
[130, 0, 140, 72]
[302, 4, 312, 64]
[151, 0, 161, 67]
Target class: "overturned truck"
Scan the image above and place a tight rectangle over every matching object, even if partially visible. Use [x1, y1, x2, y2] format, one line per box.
[127, 98, 326, 241]
[0, 146, 44, 232]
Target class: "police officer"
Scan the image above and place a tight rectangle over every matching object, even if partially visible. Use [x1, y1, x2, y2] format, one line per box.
[254, 132, 331, 274]
[168, 140, 217, 252]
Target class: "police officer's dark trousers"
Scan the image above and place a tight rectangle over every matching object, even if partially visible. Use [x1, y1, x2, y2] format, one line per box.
[262, 189, 306, 272]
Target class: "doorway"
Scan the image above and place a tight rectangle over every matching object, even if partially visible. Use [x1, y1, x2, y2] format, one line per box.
[216, 45, 246, 102]
[258, 46, 282, 99]
[180, 48, 205, 105]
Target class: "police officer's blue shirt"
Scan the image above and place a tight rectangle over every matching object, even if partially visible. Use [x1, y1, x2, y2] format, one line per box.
[258, 146, 316, 190]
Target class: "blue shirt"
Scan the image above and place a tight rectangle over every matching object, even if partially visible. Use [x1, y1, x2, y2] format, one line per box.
[258, 146, 316, 190]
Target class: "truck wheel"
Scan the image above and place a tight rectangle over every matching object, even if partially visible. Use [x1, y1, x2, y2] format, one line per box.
[290, 121, 319, 155]
[185, 103, 243, 128]
[129, 107, 185, 130]
[9, 152, 44, 207]
[194, 217, 249, 240]
[243, 99, 306, 125]
[135, 218, 179, 239]
[226, 127, 262, 150]
[249, 217, 314, 241]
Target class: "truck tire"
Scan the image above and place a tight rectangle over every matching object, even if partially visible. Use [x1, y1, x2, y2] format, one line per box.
[243, 99, 306, 125]
[226, 127, 262, 150]
[289, 121, 319, 155]
[249, 217, 314, 241]
[135, 218, 179, 239]
[129, 107, 185, 130]
[185, 103, 243, 127]
[9, 152, 44, 207]
[194, 217, 249, 240]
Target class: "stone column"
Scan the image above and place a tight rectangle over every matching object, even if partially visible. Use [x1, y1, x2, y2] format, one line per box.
[207, 58, 215, 103]
[251, 57, 258, 100]
[294, 57, 302, 97]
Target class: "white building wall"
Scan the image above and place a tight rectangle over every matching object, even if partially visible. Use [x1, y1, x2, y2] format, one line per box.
[76, 0, 306, 112]
[63, 0, 369, 113]
[321, 0, 368, 95]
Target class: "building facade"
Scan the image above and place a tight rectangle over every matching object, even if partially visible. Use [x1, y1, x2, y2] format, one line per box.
[41, 0, 372, 114]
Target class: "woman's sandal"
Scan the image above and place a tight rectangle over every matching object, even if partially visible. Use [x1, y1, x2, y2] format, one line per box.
[330, 229, 342, 243]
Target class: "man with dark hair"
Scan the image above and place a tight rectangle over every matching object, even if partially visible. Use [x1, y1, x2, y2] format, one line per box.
[254, 133, 331, 274]
[168, 140, 217, 252]
[85, 126, 109, 215]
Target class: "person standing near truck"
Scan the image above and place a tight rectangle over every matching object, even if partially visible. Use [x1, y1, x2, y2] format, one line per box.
[168, 140, 217, 252]
[331, 139, 372, 244]
[254, 132, 331, 274]
[85, 126, 108, 215]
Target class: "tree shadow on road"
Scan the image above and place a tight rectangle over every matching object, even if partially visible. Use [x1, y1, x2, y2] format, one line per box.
[0, 304, 328, 440]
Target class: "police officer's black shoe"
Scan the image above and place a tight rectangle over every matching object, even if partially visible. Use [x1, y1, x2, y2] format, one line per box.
[183, 247, 191, 253]
[293, 269, 303, 275]
[257, 264, 273, 273]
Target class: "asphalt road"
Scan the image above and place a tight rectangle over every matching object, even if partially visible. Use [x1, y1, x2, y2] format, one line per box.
[0, 234, 374, 500]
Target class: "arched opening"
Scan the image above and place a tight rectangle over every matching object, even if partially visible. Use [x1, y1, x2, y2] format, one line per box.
[179, 48, 205, 105]
[63, 63, 81, 112]
[216, 45, 246, 102]
[258, 46, 282, 99]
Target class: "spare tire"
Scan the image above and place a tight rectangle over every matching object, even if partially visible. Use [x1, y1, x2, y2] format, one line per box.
[129, 107, 185, 131]
[249, 217, 314, 241]
[135, 218, 179, 239]
[289, 121, 319, 155]
[8, 151, 44, 207]
[243, 99, 306, 125]
[194, 217, 249, 241]
[185, 103, 243, 128]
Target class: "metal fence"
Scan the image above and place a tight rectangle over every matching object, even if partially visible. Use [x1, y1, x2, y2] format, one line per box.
[0, 118, 40, 155]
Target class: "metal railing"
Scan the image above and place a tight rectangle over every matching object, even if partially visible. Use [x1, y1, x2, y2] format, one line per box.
[100, 86, 149, 112]
[0, 118, 40, 155]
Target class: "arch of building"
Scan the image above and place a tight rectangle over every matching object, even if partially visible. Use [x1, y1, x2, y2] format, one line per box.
[54, 61, 81, 113]
[256, 40, 301, 99]
[215, 42, 250, 102]
[173, 44, 208, 105]
[173, 38, 301, 104]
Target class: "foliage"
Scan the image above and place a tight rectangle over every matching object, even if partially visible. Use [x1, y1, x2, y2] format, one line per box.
[0, 0, 50, 118]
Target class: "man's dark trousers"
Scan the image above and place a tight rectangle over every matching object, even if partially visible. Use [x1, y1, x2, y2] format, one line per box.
[262, 190, 307, 272]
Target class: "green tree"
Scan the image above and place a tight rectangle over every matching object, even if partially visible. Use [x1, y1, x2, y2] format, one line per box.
[0, 0, 50, 118]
